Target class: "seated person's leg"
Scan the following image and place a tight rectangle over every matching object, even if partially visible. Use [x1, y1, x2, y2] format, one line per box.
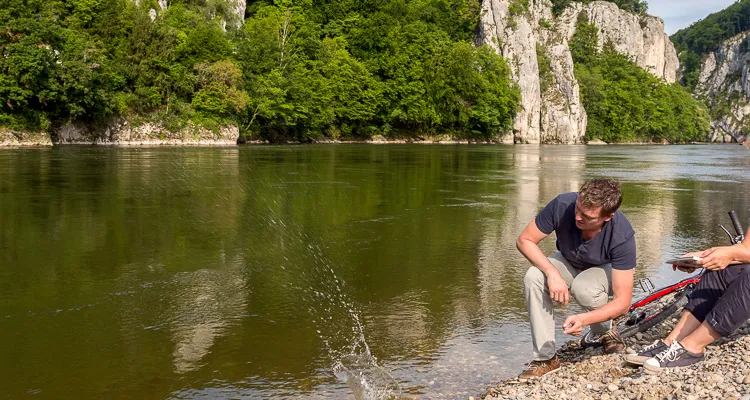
[664, 268, 730, 344]
[681, 265, 750, 354]
[625, 268, 728, 366]
[644, 265, 750, 370]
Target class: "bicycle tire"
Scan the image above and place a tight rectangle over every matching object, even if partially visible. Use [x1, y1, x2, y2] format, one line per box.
[617, 290, 689, 338]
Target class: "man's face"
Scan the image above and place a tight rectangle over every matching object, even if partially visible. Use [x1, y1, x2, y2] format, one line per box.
[574, 199, 611, 231]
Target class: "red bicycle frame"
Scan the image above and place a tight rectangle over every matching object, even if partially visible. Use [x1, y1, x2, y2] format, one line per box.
[629, 276, 701, 313]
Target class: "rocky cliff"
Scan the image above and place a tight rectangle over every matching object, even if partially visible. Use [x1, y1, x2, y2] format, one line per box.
[135, 0, 246, 26]
[52, 119, 240, 146]
[695, 32, 750, 143]
[478, 0, 679, 143]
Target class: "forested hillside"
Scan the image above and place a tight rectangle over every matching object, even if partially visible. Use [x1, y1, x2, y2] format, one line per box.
[0, 0, 714, 144]
[672, 0, 750, 89]
[570, 13, 710, 143]
[0, 0, 520, 141]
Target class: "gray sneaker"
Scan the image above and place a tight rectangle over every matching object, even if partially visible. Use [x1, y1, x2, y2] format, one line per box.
[643, 341, 704, 371]
[624, 339, 669, 366]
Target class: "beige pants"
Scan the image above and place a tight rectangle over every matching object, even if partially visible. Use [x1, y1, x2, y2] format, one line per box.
[524, 252, 613, 361]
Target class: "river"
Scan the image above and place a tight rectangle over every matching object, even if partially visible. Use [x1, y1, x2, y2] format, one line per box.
[1, 144, 748, 399]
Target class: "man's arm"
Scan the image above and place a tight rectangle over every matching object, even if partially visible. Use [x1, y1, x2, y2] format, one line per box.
[563, 268, 633, 335]
[696, 226, 750, 270]
[516, 220, 571, 305]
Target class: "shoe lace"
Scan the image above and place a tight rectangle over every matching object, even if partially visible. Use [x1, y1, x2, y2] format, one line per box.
[526, 360, 544, 371]
[525, 358, 553, 372]
[643, 340, 663, 352]
[656, 342, 684, 363]
[602, 329, 624, 344]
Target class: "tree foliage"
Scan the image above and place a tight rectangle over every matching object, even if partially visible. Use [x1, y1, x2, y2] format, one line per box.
[571, 15, 710, 143]
[0, 0, 519, 141]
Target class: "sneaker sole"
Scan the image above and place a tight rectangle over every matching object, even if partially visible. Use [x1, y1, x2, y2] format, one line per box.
[643, 358, 704, 372]
[518, 366, 561, 382]
[624, 354, 649, 366]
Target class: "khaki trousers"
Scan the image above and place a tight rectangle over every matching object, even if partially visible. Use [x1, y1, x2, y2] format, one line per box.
[523, 252, 613, 361]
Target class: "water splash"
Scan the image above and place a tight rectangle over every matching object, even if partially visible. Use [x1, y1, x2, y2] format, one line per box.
[301, 244, 402, 400]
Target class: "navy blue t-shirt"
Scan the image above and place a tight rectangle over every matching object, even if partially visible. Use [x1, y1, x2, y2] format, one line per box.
[535, 192, 637, 271]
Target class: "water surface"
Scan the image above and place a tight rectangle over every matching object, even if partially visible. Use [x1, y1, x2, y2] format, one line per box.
[1, 144, 749, 399]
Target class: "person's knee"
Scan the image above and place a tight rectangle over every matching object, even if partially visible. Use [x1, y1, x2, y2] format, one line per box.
[570, 280, 607, 308]
[524, 267, 546, 292]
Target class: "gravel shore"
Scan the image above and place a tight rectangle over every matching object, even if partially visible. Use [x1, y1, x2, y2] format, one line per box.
[475, 319, 750, 400]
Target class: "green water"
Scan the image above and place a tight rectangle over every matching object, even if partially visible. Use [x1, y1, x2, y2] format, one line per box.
[1, 145, 749, 399]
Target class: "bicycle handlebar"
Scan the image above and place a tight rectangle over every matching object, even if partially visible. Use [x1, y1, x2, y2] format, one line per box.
[729, 211, 745, 243]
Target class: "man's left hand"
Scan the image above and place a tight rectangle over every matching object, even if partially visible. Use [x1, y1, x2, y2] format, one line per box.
[563, 314, 586, 336]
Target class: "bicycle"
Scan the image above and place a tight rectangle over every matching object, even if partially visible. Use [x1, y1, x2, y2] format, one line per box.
[580, 210, 746, 348]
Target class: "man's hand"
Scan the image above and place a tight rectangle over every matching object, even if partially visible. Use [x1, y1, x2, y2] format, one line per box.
[563, 314, 586, 336]
[697, 247, 735, 270]
[548, 273, 569, 306]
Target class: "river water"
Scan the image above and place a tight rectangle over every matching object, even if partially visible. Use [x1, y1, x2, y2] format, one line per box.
[1, 144, 748, 399]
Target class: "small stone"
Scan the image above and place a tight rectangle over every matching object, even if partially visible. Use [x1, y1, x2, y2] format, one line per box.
[607, 384, 618, 392]
[672, 382, 682, 390]
[600, 395, 610, 400]
[744, 375, 750, 384]
[710, 391, 721, 398]
[635, 333, 643, 340]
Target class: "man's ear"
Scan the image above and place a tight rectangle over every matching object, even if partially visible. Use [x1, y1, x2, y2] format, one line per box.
[603, 213, 614, 222]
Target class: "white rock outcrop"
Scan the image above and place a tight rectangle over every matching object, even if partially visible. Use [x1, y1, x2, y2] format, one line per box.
[133, 0, 245, 27]
[0, 130, 52, 146]
[695, 32, 750, 143]
[54, 119, 240, 146]
[479, 0, 679, 143]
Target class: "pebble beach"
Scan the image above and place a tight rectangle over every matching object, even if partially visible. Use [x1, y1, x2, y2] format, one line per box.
[474, 319, 750, 400]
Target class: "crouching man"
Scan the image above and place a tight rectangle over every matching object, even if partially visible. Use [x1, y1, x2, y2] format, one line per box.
[516, 179, 636, 381]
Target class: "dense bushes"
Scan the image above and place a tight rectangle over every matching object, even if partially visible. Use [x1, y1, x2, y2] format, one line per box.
[571, 15, 711, 143]
[0, 0, 519, 141]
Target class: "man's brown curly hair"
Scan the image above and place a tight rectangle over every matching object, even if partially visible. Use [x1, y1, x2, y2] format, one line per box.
[578, 179, 622, 217]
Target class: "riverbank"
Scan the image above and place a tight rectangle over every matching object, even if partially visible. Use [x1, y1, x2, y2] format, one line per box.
[474, 319, 750, 400]
[3, 126, 746, 147]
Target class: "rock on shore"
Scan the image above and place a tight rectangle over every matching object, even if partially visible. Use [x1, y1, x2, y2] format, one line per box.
[476, 319, 750, 400]
[0, 129, 52, 146]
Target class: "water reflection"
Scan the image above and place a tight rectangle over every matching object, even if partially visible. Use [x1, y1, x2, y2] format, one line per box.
[0, 145, 748, 399]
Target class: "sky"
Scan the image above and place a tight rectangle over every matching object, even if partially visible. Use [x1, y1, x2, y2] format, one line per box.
[648, 0, 737, 34]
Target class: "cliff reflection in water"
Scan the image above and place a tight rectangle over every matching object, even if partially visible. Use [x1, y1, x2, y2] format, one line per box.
[0, 145, 748, 399]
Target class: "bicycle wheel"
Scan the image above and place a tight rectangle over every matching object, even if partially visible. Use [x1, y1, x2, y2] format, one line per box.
[580, 287, 691, 348]
[616, 289, 689, 338]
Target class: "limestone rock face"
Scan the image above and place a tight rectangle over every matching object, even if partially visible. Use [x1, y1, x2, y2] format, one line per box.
[478, 0, 679, 144]
[133, 0, 245, 26]
[0, 130, 52, 146]
[695, 32, 750, 143]
[53, 119, 240, 146]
